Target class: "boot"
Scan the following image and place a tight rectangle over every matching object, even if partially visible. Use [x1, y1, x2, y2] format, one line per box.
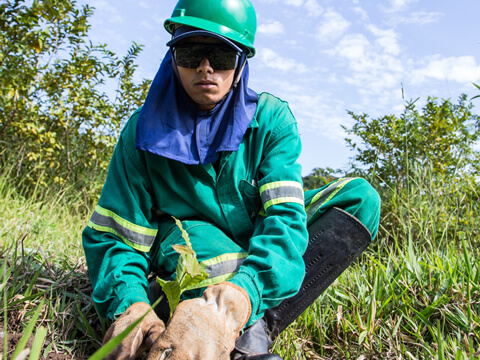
[230, 207, 371, 358]
[231, 318, 281, 359]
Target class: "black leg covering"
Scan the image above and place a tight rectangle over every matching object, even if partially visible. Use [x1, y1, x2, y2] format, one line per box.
[264, 207, 371, 339]
[231, 207, 372, 358]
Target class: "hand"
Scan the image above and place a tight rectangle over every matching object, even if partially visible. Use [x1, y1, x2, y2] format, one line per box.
[146, 282, 251, 360]
[103, 302, 165, 360]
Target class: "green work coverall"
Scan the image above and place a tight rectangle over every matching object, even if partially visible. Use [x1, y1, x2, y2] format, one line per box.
[82, 92, 381, 326]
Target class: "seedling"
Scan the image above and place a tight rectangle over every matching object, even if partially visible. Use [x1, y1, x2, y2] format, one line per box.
[156, 217, 209, 317]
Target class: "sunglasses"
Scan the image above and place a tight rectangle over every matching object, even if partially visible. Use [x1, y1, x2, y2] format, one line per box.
[172, 43, 240, 71]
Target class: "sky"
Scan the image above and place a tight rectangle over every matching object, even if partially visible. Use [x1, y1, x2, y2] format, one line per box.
[76, 0, 480, 176]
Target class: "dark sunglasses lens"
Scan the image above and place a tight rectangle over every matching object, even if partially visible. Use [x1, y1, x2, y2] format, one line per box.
[174, 47, 203, 68]
[208, 48, 238, 70]
[174, 45, 238, 70]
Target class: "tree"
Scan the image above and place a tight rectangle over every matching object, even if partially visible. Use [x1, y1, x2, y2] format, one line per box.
[344, 95, 480, 190]
[0, 0, 151, 201]
[302, 167, 338, 190]
[344, 95, 480, 242]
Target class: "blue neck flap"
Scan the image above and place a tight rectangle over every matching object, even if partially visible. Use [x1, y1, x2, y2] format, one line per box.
[136, 51, 258, 165]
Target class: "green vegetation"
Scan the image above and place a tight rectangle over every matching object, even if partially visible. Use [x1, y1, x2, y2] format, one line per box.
[1, 0, 480, 359]
[156, 218, 209, 318]
[0, 0, 150, 205]
[274, 162, 480, 359]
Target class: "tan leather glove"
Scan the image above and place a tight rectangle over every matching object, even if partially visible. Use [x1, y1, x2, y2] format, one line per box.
[146, 282, 251, 360]
[103, 302, 166, 360]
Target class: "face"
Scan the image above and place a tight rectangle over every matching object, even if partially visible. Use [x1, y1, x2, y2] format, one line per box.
[174, 36, 237, 111]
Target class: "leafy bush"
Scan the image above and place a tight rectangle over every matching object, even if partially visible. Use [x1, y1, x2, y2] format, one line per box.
[343, 96, 480, 244]
[0, 0, 150, 204]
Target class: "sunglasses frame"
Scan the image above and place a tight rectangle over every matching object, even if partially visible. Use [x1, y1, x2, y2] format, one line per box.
[171, 43, 241, 71]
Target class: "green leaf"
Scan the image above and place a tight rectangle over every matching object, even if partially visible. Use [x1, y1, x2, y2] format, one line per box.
[173, 217, 192, 247]
[172, 244, 195, 256]
[185, 258, 207, 279]
[28, 326, 47, 360]
[155, 217, 209, 317]
[175, 253, 188, 286]
[179, 271, 209, 291]
[358, 330, 368, 345]
[76, 301, 99, 341]
[11, 299, 45, 360]
[157, 280, 181, 318]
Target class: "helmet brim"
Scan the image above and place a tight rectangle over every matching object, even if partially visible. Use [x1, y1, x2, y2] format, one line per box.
[165, 17, 256, 58]
[166, 27, 243, 54]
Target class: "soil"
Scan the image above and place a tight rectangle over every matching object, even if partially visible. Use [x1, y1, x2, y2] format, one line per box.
[0, 328, 70, 360]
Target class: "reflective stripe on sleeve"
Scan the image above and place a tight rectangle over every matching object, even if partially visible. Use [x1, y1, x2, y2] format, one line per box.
[184, 252, 248, 291]
[259, 181, 304, 211]
[88, 205, 157, 252]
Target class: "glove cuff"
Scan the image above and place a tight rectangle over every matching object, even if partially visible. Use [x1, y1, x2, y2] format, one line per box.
[212, 282, 252, 330]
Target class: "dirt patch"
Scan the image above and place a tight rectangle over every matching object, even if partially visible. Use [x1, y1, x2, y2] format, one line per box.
[0, 330, 33, 358]
[0, 329, 72, 360]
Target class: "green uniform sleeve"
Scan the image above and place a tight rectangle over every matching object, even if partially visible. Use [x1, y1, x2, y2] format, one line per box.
[230, 99, 308, 325]
[82, 113, 158, 320]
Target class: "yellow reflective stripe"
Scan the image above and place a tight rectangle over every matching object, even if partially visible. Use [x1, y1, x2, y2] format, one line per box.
[259, 181, 304, 211]
[200, 252, 248, 267]
[259, 180, 302, 194]
[305, 177, 355, 212]
[184, 273, 236, 291]
[184, 252, 248, 291]
[263, 197, 304, 210]
[87, 220, 151, 252]
[122, 238, 151, 252]
[95, 205, 157, 236]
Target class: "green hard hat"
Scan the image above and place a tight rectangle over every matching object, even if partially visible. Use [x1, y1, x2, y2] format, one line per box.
[164, 0, 257, 57]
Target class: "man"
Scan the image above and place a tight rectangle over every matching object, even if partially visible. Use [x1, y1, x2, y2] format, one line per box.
[82, 0, 381, 359]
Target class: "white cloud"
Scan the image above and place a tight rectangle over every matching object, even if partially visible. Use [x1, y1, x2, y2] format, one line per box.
[260, 79, 348, 137]
[139, 1, 150, 9]
[258, 48, 308, 73]
[367, 25, 401, 56]
[385, 0, 419, 12]
[304, 0, 324, 17]
[411, 56, 480, 84]
[316, 9, 351, 42]
[89, 1, 124, 23]
[288, 94, 347, 137]
[258, 0, 322, 17]
[330, 33, 369, 60]
[257, 21, 285, 35]
[352, 6, 369, 22]
[285, 0, 304, 7]
[394, 11, 443, 25]
[329, 32, 405, 95]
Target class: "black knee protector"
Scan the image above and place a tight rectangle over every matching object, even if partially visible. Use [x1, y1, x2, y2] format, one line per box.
[232, 207, 371, 358]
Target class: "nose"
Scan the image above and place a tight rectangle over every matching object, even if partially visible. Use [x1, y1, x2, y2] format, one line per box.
[196, 56, 214, 73]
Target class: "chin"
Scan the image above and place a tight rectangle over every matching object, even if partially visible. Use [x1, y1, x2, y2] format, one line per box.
[195, 97, 220, 108]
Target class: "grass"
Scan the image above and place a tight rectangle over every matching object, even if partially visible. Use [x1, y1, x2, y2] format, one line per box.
[0, 173, 106, 359]
[1, 165, 480, 359]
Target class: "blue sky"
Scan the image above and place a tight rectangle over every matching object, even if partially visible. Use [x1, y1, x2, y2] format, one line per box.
[77, 0, 480, 175]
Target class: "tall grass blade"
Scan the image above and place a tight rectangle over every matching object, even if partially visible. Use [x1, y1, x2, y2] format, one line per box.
[28, 326, 47, 360]
[437, 320, 445, 360]
[87, 297, 162, 360]
[10, 299, 45, 360]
